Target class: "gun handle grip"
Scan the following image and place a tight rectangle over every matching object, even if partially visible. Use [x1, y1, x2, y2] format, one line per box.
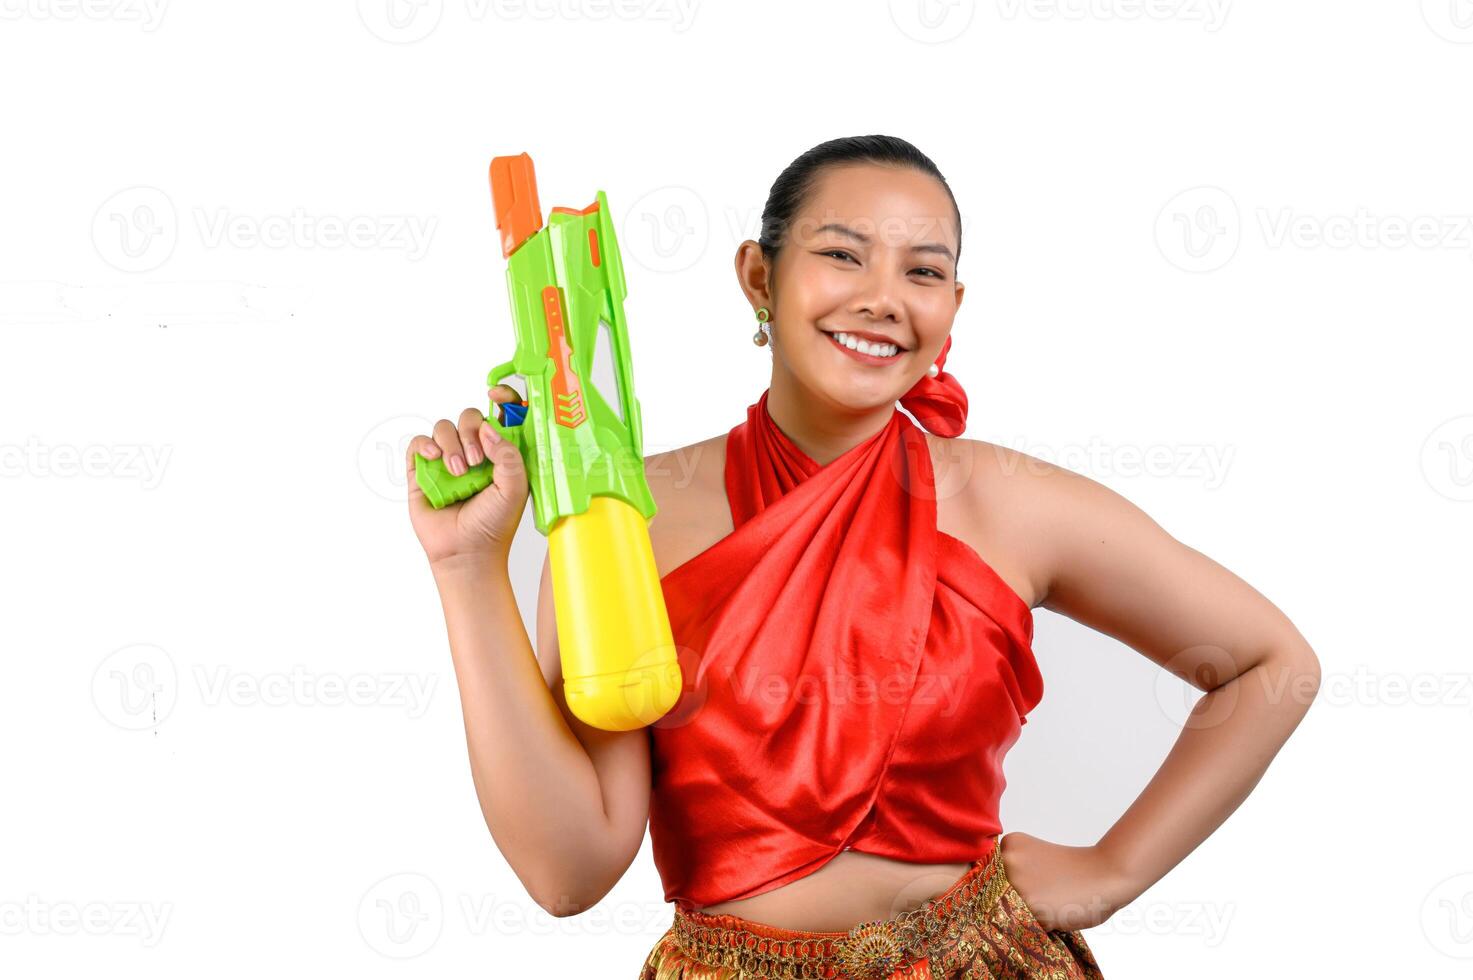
[414, 454, 495, 509]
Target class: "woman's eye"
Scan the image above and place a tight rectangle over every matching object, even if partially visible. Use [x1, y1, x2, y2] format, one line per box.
[821, 250, 943, 279]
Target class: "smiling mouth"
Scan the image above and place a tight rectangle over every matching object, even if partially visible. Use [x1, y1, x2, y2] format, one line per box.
[823, 330, 907, 364]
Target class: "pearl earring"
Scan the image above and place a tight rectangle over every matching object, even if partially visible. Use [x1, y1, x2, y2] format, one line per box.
[927, 363, 940, 378]
[753, 306, 771, 347]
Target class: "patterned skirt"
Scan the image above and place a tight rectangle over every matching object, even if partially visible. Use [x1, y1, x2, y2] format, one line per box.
[638, 836, 1104, 980]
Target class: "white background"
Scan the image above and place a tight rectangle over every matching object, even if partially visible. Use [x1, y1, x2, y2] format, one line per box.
[2, 1, 1471, 976]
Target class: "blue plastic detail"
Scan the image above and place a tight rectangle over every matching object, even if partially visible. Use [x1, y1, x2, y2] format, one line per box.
[502, 402, 529, 427]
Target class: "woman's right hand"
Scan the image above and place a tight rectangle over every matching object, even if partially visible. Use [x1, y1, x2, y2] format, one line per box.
[405, 385, 529, 570]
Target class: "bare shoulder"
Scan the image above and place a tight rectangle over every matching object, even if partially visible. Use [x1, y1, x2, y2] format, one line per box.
[642, 432, 732, 579]
[926, 431, 1110, 518]
[939, 432, 1078, 490]
[922, 432, 1109, 606]
[642, 432, 727, 515]
[924, 432, 1172, 608]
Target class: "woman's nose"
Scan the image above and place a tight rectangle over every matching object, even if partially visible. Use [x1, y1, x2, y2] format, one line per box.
[851, 272, 903, 323]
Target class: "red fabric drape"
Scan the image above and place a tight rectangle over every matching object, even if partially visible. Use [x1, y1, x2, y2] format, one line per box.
[648, 375, 1041, 912]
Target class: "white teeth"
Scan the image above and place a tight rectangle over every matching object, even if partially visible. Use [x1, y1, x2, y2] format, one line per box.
[832, 331, 899, 358]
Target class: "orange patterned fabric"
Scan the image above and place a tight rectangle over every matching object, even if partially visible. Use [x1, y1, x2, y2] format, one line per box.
[638, 836, 1105, 979]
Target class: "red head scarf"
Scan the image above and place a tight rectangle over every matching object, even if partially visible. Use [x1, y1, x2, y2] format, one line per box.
[899, 334, 968, 437]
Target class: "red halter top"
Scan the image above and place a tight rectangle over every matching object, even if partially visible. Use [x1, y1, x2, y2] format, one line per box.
[648, 374, 1045, 912]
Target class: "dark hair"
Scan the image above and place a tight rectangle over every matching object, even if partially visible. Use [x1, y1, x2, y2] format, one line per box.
[757, 135, 962, 271]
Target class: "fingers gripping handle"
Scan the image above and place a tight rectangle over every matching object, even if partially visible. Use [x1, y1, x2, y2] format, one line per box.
[412, 400, 526, 509]
[414, 453, 495, 509]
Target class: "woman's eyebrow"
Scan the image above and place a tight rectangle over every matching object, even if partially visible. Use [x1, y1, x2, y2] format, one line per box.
[813, 222, 954, 262]
[813, 222, 869, 243]
[911, 242, 956, 261]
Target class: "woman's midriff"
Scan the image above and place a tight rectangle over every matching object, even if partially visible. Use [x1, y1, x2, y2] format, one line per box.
[692, 851, 978, 933]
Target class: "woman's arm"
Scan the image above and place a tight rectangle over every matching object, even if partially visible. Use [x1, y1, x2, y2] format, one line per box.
[406, 403, 650, 918]
[986, 446, 1321, 930]
[433, 549, 651, 917]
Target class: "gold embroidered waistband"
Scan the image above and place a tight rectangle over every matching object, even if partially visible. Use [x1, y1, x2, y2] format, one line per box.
[668, 839, 1008, 980]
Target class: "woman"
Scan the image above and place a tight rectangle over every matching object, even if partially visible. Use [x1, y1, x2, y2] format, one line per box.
[405, 135, 1321, 979]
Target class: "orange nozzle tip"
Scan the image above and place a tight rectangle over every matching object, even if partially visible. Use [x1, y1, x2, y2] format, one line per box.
[490, 153, 542, 258]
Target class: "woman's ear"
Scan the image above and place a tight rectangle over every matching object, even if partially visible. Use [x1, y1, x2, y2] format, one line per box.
[734, 240, 774, 311]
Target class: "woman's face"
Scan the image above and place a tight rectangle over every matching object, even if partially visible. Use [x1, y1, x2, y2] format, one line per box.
[756, 162, 964, 412]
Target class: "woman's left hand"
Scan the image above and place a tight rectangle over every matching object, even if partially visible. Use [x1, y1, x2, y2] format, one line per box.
[999, 832, 1135, 932]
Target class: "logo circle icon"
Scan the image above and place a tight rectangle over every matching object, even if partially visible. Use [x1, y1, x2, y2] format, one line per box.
[646, 645, 710, 731]
[1421, 872, 1473, 958]
[92, 186, 177, 273]
[1421, 0, 1473, 43]
[1151, 646, 1240, 730]
[358, 872, 443, 958]
[1420, 414, 1473, 502]
[621, 186, 709, 275]
[92, 643, 178, 731]
[360, 414, 437, 502]
[1154, 186, 1241, 273]
[889, 0, 976, 43]
[357, 0, 444, 43]
[883, 423, 977, 504]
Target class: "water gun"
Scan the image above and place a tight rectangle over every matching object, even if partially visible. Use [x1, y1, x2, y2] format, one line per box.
[414, 153, 681, 733]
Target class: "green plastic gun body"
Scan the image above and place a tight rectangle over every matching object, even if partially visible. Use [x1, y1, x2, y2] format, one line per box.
[415, 154, 653, 529]
[414, 153, 680, 732]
